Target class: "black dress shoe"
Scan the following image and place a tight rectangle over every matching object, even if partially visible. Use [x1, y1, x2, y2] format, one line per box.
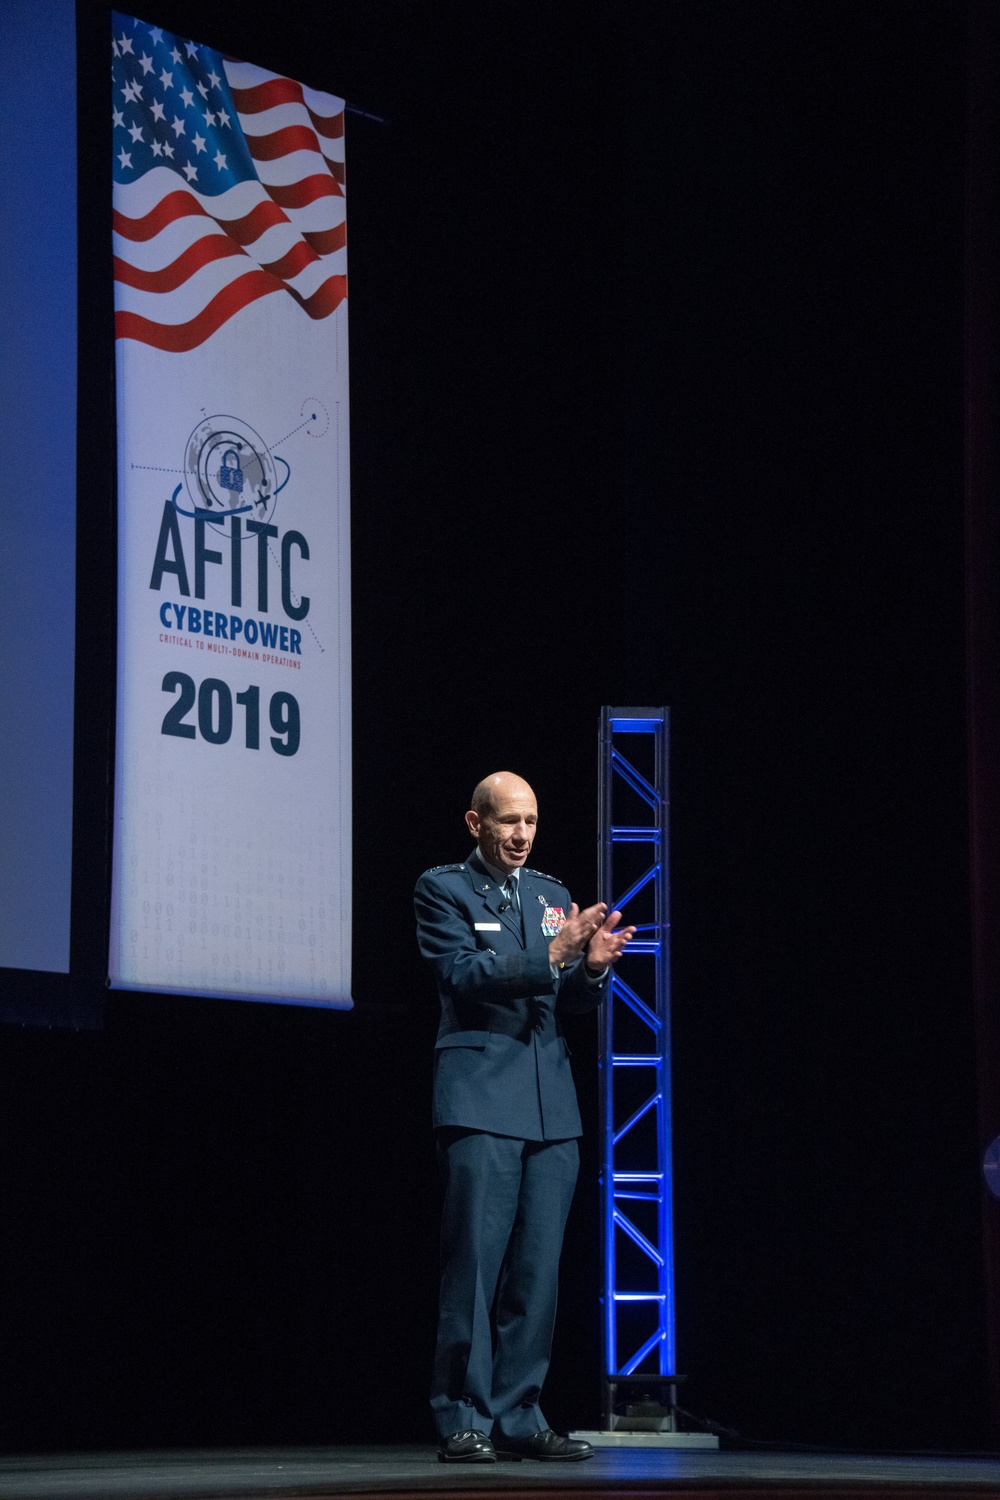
[437, 1430, 497, 1463]
[493, 1429, 595, 1461]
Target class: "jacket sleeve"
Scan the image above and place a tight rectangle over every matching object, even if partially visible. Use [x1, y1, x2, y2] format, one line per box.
[414, 873, 557, 1012]
[555, 954, 609, 1016]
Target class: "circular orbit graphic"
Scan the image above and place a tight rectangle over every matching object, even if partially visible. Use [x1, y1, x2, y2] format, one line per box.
[183, 416, 281, 532]
[302, 398, 330, 438]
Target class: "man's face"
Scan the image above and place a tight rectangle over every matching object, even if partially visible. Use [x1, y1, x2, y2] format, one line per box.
[465, 782, 538, 874]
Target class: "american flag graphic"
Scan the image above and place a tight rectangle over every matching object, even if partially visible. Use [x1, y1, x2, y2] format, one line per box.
[112, 11, 347, 352]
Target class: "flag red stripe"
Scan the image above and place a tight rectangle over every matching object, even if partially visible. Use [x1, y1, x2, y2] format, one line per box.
[302, 222, 346, 255]
[114, 191, 293, 248]
[113, 236, 246, 293]
[113, 179, 344, 250]
[229, 78, 345, 140]
[219, 199, 293, 243]
[229, 78, 304, 114]
[115, 233, 326, 294]
[114, 189, 204, 242]
[268, 173, 342, 208]
[246, 123, 321, 161]
[241, 125, 344, 182]
[307, 106, 345, 140]
[259, 240, 320, 280]
[116, 271, 278, 350]
[115, 271, 348, 351]
[114, 219, 344, 283]
[287, 272, 347, 318]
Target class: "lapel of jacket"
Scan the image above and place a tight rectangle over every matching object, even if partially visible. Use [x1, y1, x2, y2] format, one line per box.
[468, 850, 523, 945]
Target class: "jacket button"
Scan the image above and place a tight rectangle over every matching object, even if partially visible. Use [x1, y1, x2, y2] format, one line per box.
[534, 1022, 544, 1034]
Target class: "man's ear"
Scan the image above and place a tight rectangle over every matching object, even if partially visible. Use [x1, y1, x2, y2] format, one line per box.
[465, 809, 481, 840]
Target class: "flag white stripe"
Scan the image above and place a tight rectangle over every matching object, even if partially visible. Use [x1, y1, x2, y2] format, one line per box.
[114, 255, 257, 322]
[114, 215, 337, 274]
[114, 215, 230, 268]
[238, 100, 330, 137]
[302, 82, 344, 118]
[114, 161, 343, 222]
[281, 257, 342, 298]
[235, 110, 346, 166]
[252, 149, 337, 188]
[223, 59, 285, 90]
[114, 242, 346, 321]
[114, 167, 283, 217]
[279, 199, 345, 234]
[113, 167, 346, 235]
[224, 58, 344, 119]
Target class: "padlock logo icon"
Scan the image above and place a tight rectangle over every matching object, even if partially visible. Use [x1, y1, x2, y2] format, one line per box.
[219, 448, 244, 494]
[182, 416, 286, 527]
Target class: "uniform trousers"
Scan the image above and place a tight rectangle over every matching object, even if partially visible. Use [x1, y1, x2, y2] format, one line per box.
[430, 1128, 579, 1438]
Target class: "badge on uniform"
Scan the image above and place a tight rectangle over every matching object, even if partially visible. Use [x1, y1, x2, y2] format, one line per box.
[541, 906, 566, 937]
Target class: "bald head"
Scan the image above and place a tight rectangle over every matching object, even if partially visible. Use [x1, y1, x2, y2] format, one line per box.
[466, 772, 538, 874]
[470, 772, 535, 818]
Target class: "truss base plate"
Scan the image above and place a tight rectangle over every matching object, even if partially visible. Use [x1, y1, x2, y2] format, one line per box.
[571, 1430, 720, 1449]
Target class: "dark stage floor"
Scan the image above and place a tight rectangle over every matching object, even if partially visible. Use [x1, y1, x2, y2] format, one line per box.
[2, 1446, 1000, 1500]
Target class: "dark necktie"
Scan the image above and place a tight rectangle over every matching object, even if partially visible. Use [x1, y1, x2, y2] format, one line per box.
[504, 876, 520, 919]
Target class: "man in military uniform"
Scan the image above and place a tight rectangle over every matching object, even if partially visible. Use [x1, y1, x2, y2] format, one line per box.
[414, 771, 634, 1463]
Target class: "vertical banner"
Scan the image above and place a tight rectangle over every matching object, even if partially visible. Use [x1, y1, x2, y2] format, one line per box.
[108, 12, 352, 1006]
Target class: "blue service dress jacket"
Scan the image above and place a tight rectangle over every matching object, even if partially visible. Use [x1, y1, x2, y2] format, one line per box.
[414, 851, 608, 1141]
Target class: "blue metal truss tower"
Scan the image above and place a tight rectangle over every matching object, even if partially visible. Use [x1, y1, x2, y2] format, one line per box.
[598, 707, 675, 1427]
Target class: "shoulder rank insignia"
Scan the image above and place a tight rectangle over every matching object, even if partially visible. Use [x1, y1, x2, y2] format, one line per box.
[541, 906, 566, 937]
[524, 867, 563, 885]
[427, 862, 465, 875]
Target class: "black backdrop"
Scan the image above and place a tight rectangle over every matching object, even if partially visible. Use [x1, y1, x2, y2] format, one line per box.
[0, 0, 988, 1455]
